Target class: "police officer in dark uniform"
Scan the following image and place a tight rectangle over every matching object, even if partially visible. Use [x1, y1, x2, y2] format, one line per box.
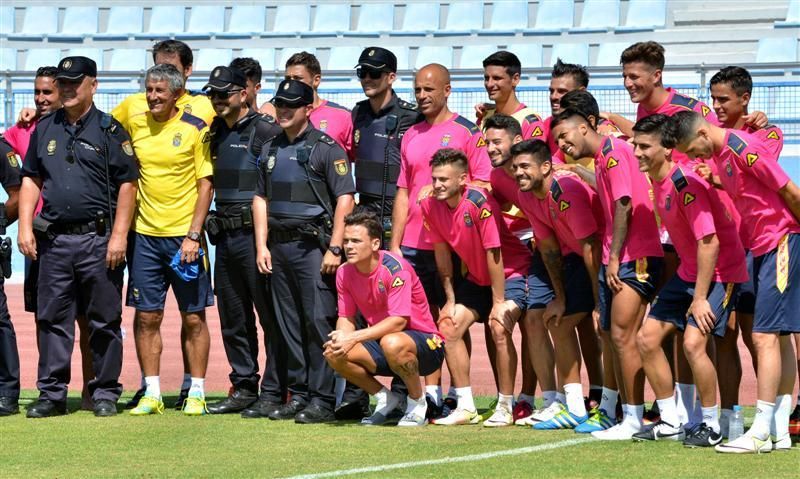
[0, 136, 21, 416]
[253, 79, 355, 423]
[17, 56, 139, 418]
[201, 66, 286, 417]
[334, 47, 424, 420]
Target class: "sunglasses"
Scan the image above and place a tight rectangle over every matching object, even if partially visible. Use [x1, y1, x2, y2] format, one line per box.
[272, 99, 305, 109]
[206, 89, 243, 100]
[356, 68, 386, 80]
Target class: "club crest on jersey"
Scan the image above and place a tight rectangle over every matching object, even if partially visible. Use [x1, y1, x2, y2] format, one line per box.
[464, 212, 473, 227]
[184, 104, 192, 115]
[441, 134, 451, 147]
[354, 129, 361, 145]
[665, 194, 672, 211]
[334, 159, 348, 176]
[47, 140, 56, 155]
[173, 132, 182, 147]
[725, 161, 733, 177]
[6, 151, 18, 168]
[377, 279, 385, 293]
[319, 119, 328, 131]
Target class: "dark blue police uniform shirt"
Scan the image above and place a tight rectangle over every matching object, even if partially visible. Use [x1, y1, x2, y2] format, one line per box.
[0, 137, 22, 191]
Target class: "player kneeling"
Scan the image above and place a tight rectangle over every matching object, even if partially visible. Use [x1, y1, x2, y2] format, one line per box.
[324, 211, 445, 426]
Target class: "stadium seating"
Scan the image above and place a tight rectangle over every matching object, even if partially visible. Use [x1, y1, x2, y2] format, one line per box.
[459, 44, 501, 69]
[264, 5, 310, 37]
[135, 6, 186, 40]
[95, 6, 144, 40]
[0, 49, 15, 71]
[327, 46, 364, 71]
[218, 6, 267, 39]
[436, 1, 484, 36]
[573, 0, 620, 32]
[414, 46, 453, 69]
[393, 47, 411, 71]
[550, 43, 589, 66]
[194, 48, 233, 72]
[10, 6, 58, 40]
[239, 48, 276, 72]
[617, 0, 666, 31]
[533, 0, 574, 33]
[756, 37, 799, 63]
[395, 2, 440, 36]
[24, 49, 61, 72]
[505, 43, 544, 68]
[67, 48, 104, 70]
[345, 3, 394, 36]
[52, 7, 99, 41]
[307, 4, 351, 37]
[0, 7, 14, 37]
[775, 0, 800, 27]
[482, 1, 529, 35]
[108, 49, 148, 72]
[279, 47, 317, 69]
[595, 42, 628, 67]
[178, 6, 225, 39]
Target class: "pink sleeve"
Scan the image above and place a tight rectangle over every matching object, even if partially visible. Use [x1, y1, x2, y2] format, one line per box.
[4, 125, 21, 154]
[738, 143, 790, 191]
[563, 182, 599, 240]
[680, 181, 717, 241]
[386, 269, 413, 317]
[336, 268, 358, 317]
[754, 126, 785, 158]
[523, 117, 547, 141]
[551, 152, 565, 165]
[466, 131, 492, 181]
[695, 101, 720, 126]
[421, 199, 445, 243]
[397, 135, 410, 189]
[475, 199, 502, 249]
[604, 149, 634, 201]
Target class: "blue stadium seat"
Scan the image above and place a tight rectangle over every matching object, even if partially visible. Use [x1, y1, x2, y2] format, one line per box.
[344, 3, 394, 36]
[617, 0, 666, 32]
[756, 38, 799, 63]
[278, 48, 317, 70]
[459, 45, 500, 70]
[108, 49, 147, 72]
[25, 48, 62, 72]
[595, 42, 628, 66]
[550, 43, 589, 66]
[776, 0, 800, 27]
[219, 6, 267, 38]
[0, 49, 16, 71]
[239, 48, 276, 72]
[264, 5, 310, 37]
[572, 0, 619, 32]
[482, 1, 529, 35]
[10, 6, 58, 40]
[67, 48, 104, 70]
[414, 46, 453, 69]
[395, 2, 440, 36]
[327, 46, 363, 71]
[436, 1, 483, 36]
[506, 43, 544, 68]
[52, 7, 98, 41]
[195, 49, 233, 72]
[1, 7, 15, 37]
[533, 0, 574, 33]
[306, 4, 350, 37]
[393, 47, 411, 71]
[135, 6, 186, 39]
[95, 6, 143, 39]
[178, 6, 225, 39]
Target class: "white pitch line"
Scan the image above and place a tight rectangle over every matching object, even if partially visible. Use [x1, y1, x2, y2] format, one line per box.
[282, 436, 596, 479]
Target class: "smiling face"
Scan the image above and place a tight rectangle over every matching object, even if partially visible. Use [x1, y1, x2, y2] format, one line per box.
[633, 131, 670, 174]
[209, 88, 246, 119]
[57, 76, 96, 112]
[414, 68, 450, 118]
[359, 68, 395, 99]
[34, 76, 61, 116]
[146, 78, 179, 119]
[274, 101, 312, 131]
[484, 65, 519, 103]
[512, 153, 548, 193]
[552, 117, 590, 159]
[710, 82, 749, 128]
[549, 75, 582, 115]
[431, 163, 467, 202]
[484, 127, 519, 168]
[622, 61, 661, 104]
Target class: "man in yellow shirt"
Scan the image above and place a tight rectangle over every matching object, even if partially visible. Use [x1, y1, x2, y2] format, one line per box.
[124, 64, 214, 417]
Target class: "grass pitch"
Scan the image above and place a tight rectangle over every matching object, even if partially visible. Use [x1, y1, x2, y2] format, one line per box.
[2, 393, 797, 478]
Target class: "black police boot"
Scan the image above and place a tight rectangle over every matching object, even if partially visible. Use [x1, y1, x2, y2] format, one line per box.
[26, 399, 67, 418]
[93, 399, 118, 417]
[334, 399, 371, 420]
[295, 403, 336, 424]
[0, 396, 19, 416]
[268, 399, 305, 420]
[124, 386, 146, 410]
[241, 397, 283, 419]
[208, 389, 258, 414]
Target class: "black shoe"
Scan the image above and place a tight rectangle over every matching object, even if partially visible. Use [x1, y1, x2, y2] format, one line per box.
[683, 422, 723, 448]
[268, 400, 305, 420]
[26, 399, 67, 418]
[93, 399, 118, 417]
[173, 389, 189, 410]
[0, 396, 19, 416]
[334, 399, 370, 420]
[425, 394, 442, 420]
[124, 387, 146, 410]
[295, 403, 336, 424]
[632, 419, 685, 441]
[208, 389, 258, 415]
[241, 397, 282, 419]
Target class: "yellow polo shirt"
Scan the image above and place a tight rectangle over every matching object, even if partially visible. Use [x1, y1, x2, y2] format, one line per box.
[112, 90, 215, 130]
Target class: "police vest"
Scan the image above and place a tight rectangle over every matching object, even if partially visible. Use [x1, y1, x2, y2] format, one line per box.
[265, 129, 335, 221]
[212, 114, 280, 206]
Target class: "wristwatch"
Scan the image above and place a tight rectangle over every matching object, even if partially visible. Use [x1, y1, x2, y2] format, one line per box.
[186, 231, 202, 242]
[328, 245, 343, 256]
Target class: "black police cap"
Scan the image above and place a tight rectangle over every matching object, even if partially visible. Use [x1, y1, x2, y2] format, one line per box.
[270, 79, 314, 107]
[55, 56, 97, 80]
[203, 66, 247, 91]
[355, 47, 397, 73]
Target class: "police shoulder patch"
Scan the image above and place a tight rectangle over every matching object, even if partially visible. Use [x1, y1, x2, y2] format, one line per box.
[465, 188, 488, 208]
[726, 132, 747, 156]
[334, 159, 348, 176]
[6, 151, 18, 168]
[382, 253, 403, 275]
[669, 93, 697, 110]
[121, 140, 134, 157]
[601, 137, 614, 156]
[179, 111, 207, 131]
[670, 167, 689, 191]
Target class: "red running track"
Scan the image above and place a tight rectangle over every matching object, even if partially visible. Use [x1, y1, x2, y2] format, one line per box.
[9, 283, 766, 402]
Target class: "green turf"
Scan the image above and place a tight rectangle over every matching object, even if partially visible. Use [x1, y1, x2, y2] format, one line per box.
[1, 393, 796, 478]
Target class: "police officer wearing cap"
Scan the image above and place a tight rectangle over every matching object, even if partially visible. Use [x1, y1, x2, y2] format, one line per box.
[0, 137, 21, 416]
[253, 79, 355, 423]
[202, 66, 286, 417]
[18, 56, 138, 418]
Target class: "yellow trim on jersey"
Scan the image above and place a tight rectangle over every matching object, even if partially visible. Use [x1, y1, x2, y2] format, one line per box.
[777, 234, 789, 293]
[112, 91, 215, 130]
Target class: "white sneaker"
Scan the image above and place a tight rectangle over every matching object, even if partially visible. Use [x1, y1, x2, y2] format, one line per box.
[514, 411, 537, 426]
[432, 408, 479, 426]
[771, 434, 792, 451]
[715, 432, 773, 454]
[397, 411, 427, 427]
[483, 406, 513, 427]
[531, 402, 562, 423]
[592, 423, 640, 441]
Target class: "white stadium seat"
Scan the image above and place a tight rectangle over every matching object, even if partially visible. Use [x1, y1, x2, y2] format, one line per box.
[436, 1, 484, 36]
[483, 1, 529, 35]
[0, 7, 15, 36]
[617, 0, 666, 31]
[194, 48, 234, 72]
[534, 0, 574, 33]
[11, 6, 58, 40]
[573, 0, 620, 32]
[239, 48, 276, 72]
[550, 43, 589, 66]
[307, 4, 350, 37]
[415, 46, 453, 69]
[395, 2, 440, 36]
[0, 48, 16, 71]
[219, 6, 267, 38]
[345, 3, 394, 36]
[25, 48, 62, 72]
[108, 49, 147, 72]
[67, 48, 104, 70]
[135, 6, 186, 39]
[327, 47, 364, 71]
[96, 6, 144, 39]
[264, 5, 310, 37]
[506, 43, 544, 68]
[178, 6, 225, 39]
[52, 7, 99, 41]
